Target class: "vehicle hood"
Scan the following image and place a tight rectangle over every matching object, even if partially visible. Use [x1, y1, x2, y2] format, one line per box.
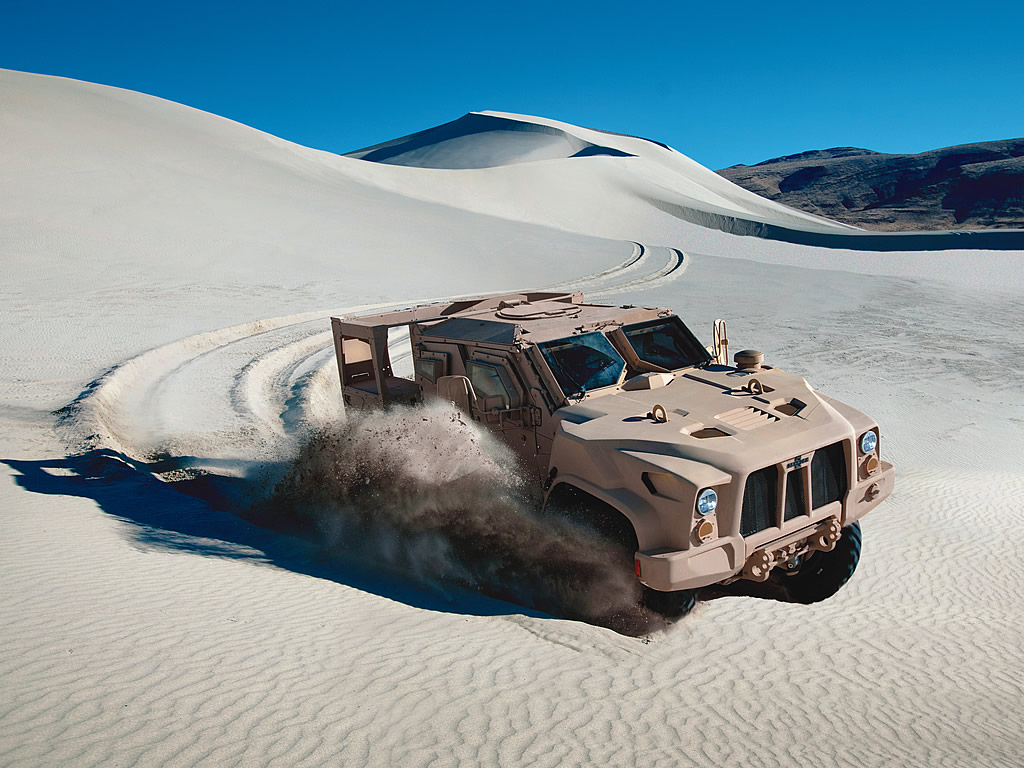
[552, 365, 854, 474]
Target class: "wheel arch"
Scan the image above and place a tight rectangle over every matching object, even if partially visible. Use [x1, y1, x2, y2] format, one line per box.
[543, 478, 641, 553]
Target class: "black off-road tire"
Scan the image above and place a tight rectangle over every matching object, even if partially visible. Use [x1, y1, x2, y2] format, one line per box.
[544, 484, 696, 619]
[544, 484, 637, 561]
[642, 586, 696, 618]
[782, 521, 863, 604]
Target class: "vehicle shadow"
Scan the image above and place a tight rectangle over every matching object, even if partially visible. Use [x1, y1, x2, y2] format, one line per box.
[2, 449, 549, 621]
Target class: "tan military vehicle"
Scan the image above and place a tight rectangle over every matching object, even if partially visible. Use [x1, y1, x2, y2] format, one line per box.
[331, 290, 893, 615]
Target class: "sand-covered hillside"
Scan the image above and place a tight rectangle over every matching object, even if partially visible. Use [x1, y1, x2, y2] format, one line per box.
[2, 69, 1022, 767]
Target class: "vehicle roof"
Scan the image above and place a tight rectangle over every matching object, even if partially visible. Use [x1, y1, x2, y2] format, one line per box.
[421, 300, 670, 345]
[333, 291, 673, 346]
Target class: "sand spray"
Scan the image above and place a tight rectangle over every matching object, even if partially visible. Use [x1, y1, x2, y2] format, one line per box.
[266, 400, 664, 634]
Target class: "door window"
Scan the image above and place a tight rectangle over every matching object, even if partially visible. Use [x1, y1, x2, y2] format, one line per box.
[466, 361, 520, 409]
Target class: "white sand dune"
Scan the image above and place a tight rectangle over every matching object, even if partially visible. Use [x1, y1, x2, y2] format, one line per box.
[344, 109, 1024, 255]
[2, 69, 1023, 767]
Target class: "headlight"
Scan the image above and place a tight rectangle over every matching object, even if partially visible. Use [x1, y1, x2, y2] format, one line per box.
[860, 430, 878, 455]
[696, 488, 718, 515]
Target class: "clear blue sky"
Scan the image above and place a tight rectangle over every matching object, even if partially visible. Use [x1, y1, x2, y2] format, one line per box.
[4, 0, 1022, 169]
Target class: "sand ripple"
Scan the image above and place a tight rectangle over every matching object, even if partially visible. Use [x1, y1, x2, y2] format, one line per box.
[4, 261, 1022, 767]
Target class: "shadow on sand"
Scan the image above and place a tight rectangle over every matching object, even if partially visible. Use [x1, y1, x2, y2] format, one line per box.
[2, 449, 550, 622]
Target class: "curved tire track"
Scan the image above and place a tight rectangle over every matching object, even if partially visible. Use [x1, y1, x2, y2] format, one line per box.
[543, 241, 646, 291]
[587, 248, 687, 297]
[56, 244, 690, 471]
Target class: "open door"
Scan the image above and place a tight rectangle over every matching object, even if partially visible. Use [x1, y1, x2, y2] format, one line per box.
[331, 317, 421, 409]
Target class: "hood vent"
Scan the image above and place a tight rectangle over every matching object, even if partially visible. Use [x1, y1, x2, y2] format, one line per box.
[716, 405, 780, 430]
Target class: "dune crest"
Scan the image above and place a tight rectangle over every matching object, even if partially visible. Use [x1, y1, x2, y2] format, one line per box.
[346, 112, 636, 168]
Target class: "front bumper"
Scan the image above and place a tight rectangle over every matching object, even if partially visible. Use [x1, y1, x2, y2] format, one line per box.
[636, 539, 742, 592]
[636, 459, 896, 593]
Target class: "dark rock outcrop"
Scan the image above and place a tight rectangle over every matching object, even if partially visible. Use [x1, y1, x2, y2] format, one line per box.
[718, 139, 1024, 231]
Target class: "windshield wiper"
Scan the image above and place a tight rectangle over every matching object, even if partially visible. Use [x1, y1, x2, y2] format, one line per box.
[556, 362, 588, 402]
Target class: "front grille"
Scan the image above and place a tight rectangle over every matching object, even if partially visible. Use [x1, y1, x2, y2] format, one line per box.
[811, 441, 848, 508]
[740, 442, 849, 537]
[784, 469, 806, 521]
[741, 466, 778, 537]
[741, 442, 851, 536]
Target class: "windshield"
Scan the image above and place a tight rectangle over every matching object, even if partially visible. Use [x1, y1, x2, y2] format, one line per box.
[538, 332, 625, 397]
[622, 316, 710, 370]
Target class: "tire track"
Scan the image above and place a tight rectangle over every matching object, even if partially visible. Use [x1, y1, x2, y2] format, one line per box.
[544, 241, 646, 292]
[54, 305, 388, 460]
[587, 248, 687, 297]
[56, 246, 692, 472]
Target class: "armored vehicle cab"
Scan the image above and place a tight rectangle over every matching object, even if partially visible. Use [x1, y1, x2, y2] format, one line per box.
[331, 291, 894, 611]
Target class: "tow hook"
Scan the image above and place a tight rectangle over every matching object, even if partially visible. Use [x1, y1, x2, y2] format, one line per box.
[743, 550, 775, 582]
[810, 518, 842, 552]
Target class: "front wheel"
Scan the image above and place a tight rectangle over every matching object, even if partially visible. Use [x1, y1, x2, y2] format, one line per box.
[781, 521, 863, 604]
[642, 586, 696, 618]
[544, 483, 698, 624]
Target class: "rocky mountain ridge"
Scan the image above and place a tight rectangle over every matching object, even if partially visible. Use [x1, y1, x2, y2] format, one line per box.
[718, 139, 1024, 230]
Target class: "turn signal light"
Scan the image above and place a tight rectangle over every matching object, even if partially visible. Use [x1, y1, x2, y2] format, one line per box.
[696, 520, 715, 543]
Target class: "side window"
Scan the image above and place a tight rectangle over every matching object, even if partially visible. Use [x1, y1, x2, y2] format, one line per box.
[414, 351, 448, 384]
[414, 357, 441, 383]
[466, 361, 520, 409]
